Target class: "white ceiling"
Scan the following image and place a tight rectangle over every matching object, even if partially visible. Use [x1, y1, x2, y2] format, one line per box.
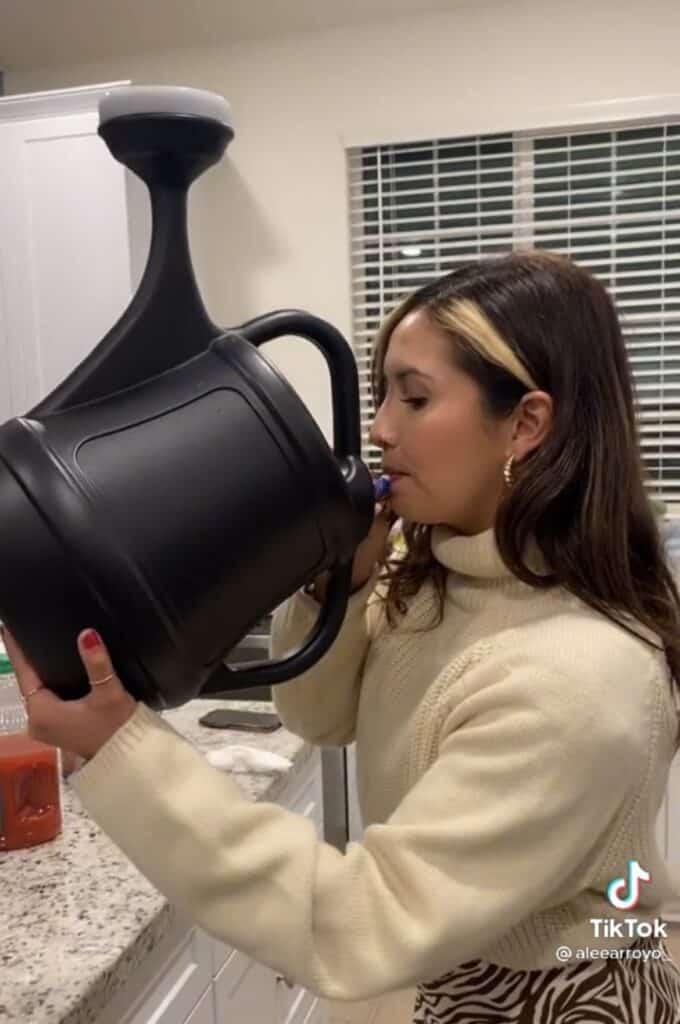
[0, 0, 472, 72]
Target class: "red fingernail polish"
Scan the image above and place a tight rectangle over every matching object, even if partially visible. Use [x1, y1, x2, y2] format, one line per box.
[83, 629, 102, 650]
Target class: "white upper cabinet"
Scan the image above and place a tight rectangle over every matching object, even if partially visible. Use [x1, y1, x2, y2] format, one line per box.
[0, 84, 133, 420]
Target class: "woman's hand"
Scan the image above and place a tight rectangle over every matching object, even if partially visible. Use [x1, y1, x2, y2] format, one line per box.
[308, 502, 396, 602]
[349, 501, 396, 591]
[3, 627, 138, 761]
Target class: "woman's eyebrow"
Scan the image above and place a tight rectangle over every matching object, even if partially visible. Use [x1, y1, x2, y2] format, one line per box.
[382, 367, 434, 383]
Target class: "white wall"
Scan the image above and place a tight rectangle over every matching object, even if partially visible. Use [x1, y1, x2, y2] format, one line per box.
[6, 0, 680, 440]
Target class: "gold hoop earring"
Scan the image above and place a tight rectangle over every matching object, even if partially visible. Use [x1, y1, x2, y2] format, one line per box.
[503, 454, 515, 489]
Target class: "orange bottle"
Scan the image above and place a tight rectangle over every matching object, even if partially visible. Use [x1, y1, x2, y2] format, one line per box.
[0, 649, 61, 851]
[0, 733, 62, 850]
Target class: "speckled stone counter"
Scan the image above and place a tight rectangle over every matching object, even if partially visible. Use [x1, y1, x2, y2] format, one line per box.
[0, 700, 312, 1024]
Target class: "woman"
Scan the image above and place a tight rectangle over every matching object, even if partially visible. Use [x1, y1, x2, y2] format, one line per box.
[7, 250, 680, 1023]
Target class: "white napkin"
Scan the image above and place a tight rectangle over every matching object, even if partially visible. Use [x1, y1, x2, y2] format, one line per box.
[206, 745, 292, 774]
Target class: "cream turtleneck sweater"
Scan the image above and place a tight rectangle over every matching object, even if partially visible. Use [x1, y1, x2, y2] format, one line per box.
[73, 527, 680, 1001]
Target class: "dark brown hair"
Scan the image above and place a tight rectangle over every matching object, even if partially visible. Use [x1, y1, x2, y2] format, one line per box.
[371, 249, 680, 704]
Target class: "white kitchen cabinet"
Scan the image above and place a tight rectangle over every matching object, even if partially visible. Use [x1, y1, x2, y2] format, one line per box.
[97, 748, 327, 1024]
[272, 755, 325, 1023]
[210, 751, 327, 1024]
[345, 743, 363, 842]
[276, 982, 317, 1024]
[125, 929, 212, 1024]
[300, 1001, 328, 1024]
[0, 83, 132, 421]
[96, 925, 214, 1024]
[186, 988, 215, 1024]
[214, 948, 277, 1023]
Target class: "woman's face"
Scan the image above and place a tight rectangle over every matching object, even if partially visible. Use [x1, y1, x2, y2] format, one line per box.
[369, 308, 515, 534]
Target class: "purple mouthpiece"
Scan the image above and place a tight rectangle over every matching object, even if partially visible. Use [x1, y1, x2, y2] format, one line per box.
[373, 475, 391, 501]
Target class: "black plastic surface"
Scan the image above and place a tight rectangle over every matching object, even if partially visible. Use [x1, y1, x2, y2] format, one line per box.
[0, 97, 374, 708]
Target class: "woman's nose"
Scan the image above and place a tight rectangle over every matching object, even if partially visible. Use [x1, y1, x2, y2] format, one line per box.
[369, 404, 396, 449]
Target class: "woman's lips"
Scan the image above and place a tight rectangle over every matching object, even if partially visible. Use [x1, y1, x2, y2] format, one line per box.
[387, 471, 408, 486]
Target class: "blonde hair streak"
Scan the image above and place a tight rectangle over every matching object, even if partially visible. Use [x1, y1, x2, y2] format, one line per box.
[433, 298, 538, 391]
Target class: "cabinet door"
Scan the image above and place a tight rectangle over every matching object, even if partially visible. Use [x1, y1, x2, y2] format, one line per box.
[214, 949, 277, 1024]
[345, 743, 363, 842]
[0, 97, 131, 418]
[300, 999, 328, 1024]
[287, 752, 324, 834]
[124, 929, 212, 1024]
[96, 924, 213, 1024]
[186, 987, 215, 1024]
[273, 752, 324, 1021]
[210, 751, 324, 979]
[275, 982, 320, 1024]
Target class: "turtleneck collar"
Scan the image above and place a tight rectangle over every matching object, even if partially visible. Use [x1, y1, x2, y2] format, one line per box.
[430, 524, 549, 580]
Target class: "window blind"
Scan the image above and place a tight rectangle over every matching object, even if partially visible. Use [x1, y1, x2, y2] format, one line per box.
[348, 121, 680, 504]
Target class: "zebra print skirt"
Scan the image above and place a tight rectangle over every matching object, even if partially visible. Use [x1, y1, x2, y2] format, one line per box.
[412, 936, 680, 1022]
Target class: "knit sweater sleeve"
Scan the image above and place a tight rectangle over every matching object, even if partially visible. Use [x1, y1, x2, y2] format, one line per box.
[269, 572, 379, 746]
[71, 647, 651, 1001]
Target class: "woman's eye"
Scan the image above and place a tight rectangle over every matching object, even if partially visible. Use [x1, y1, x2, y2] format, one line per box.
[401, 397, 427, 410]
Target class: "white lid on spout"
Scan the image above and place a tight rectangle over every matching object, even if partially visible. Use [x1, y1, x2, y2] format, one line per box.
[99, 86, 233, 129]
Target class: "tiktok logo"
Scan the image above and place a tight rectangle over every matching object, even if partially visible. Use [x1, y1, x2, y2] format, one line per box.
[607, 859, 652, 910]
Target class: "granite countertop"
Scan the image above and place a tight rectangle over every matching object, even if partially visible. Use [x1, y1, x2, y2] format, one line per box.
[0, 700, 311, 1024]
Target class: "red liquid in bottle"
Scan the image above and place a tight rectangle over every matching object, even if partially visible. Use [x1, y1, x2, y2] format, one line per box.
[0, 733, 62, 851]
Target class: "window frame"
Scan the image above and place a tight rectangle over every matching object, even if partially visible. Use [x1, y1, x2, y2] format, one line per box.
[347, 95, 680, 514]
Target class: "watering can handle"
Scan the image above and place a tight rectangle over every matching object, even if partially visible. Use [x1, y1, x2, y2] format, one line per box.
[199, 310, 372, 694]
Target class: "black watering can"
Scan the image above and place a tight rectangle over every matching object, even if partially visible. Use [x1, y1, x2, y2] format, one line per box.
[0, 86, 374, 710]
